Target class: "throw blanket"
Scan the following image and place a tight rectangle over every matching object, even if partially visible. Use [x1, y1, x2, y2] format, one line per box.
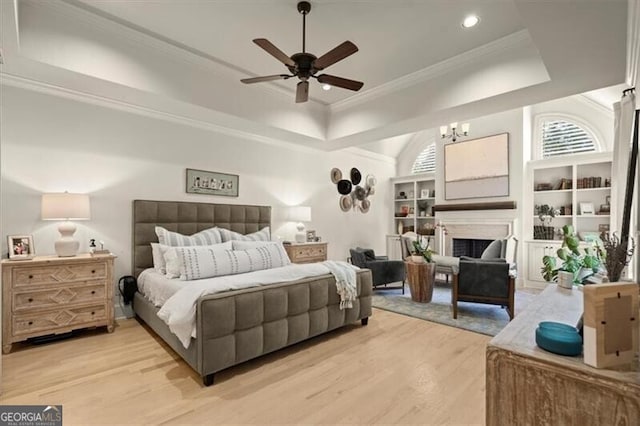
[323, 260, 357, 309]
[156, 261, 359, 349]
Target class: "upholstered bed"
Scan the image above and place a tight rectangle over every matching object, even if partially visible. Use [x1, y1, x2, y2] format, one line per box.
[132, 200, 373, 386]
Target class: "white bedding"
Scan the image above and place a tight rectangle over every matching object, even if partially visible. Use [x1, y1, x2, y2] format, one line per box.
[140, 262, 360, 349]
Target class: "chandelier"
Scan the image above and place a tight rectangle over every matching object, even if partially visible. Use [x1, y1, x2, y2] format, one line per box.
[440, 122, 470, 142]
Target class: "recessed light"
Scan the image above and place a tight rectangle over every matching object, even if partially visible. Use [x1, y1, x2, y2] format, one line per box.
[322, 84, 332, 91]
[462, 15, 480, 28]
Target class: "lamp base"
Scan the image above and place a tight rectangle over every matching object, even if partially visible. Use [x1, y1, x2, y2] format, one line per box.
[55, 221, 80, 257]
[295, 222, 306, 243]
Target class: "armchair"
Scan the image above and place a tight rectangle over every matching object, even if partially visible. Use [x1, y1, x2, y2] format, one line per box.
[451, 237, 518, 320]
[349, 247, 405, 293]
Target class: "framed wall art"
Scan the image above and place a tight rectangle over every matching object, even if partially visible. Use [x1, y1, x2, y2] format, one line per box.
[444, 133, 509, 200]
[186, 168, 239, 197]
[8, 235, 35, 260]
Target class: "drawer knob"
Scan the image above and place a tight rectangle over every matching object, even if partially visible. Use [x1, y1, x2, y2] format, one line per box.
[28, 321, 33, 325]
[28, 298, 33, 302]
[28, 275, 33, 279]
[91, 290, 96, 295]
[91, 270, 96, 274]
[91, 311, 95, 315]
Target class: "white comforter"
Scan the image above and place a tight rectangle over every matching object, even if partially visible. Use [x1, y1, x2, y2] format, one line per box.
[150, 261, 359, 349]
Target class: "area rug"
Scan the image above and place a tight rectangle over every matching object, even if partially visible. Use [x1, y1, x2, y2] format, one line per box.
[372, 283, 539, 336]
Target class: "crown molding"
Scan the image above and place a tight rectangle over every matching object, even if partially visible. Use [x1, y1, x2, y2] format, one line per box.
[329, 30, 532, 113]
[627, 0, 640, 87]
[43, 0, 326, 106]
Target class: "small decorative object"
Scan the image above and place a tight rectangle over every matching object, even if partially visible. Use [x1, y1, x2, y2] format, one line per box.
[535, 321, 582, 356]
[409, 190, 414, 199]
[397, 221, 404, 235]
[542, 225, 603, 284]
[89, 239, 110, 256]
[419, 210, 426, 217]
[350, 168, 362, 185]
[579, 202, 595, 215]
[598, 224, 610, 233]
[557, 271, 573, 289]
[337, 179, 352, 195]
[186, 168, 238, 197]
[340, 195, 352, 212]
[306, 230, 316, 242]
[89, 238, 97, 254]
[420, 189, 430, 199]
[7, 235, 35, 260]
[330, 168, 342, 184]
[534, 204, 559, 240]
[398, 191, 407, 199]
[599, 232, 635, 282]
[583, 282, 639, 368]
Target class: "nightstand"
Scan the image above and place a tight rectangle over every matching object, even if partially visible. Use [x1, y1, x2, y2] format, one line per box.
[2, 253, 116, 353]
[284, 242, 328, 264]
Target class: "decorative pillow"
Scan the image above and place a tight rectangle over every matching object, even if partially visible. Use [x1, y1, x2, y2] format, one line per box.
[219, 226, 270, 242]
[232, 240, 280, 250]
[177, 242, 290, 280]
[164, 241, 232, 279]
[151, 243, 166, 274]
[356, 247, 377, 261]
[481, 239, 504, 260]
[155, 226, 222, 246]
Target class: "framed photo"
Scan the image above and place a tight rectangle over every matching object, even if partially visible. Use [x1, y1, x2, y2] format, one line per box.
[420, 189, 430, 199]
[400, 205, 410, 214]
[8, 235, 35, 260]
[186, 168, 239, 197]
[580, 202, 595, 215]
[306, 230, 316, 242]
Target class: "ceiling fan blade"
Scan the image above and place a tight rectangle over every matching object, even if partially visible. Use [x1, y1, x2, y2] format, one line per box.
[241, 74, 291, 84]
[317, 74, 364, 91]
[253, 39, 295, 67]
[296, 81, 309, 103]
[313, 41, 358, 70]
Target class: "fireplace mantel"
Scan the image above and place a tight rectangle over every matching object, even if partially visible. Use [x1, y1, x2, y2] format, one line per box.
[433, 201, 517, 212]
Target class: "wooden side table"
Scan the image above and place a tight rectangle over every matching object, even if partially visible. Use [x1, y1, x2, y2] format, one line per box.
[404, 261, 436, 303]
[284, 242, 328, 264]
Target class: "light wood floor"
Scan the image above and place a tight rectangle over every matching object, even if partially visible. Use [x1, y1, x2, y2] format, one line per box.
[1, 309, 490, 425]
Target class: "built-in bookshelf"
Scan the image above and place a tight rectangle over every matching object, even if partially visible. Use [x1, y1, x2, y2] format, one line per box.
[391, 173, 436, 236]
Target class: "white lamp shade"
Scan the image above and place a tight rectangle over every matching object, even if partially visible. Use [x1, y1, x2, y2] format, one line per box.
[439, 126, 448, 137]
[288, 206, 311, 223]
[461, 123, 470, 133]
[41, 193, 91, 220]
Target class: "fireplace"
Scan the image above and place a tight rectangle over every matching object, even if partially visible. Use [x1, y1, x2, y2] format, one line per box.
[438, 220, 513, 257]
[452, 238, 493, 258]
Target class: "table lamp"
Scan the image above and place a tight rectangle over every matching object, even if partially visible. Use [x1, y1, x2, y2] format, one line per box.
[288, 206, 311, 243]
[41, 192, 91, 257]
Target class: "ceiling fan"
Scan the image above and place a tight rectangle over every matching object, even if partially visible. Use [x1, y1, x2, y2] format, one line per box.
[241, 1, 363, 103]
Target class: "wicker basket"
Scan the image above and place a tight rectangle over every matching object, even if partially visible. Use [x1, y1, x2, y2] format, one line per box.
[534, 225, 555, 240]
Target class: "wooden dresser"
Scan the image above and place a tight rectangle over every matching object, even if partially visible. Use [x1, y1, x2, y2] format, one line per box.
[486, 284, 640, 425]
[2, 253, 116, 353]
[284, 242, 328, 264]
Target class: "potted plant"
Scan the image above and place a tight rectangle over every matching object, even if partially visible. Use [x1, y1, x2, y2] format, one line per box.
[534, 204, 559, 240]
[407, 236, 436, 302]
[541, 225, 603, 285]
[600, 232, 635, 282]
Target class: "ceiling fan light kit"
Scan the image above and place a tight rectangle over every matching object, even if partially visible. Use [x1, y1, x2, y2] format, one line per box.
[241, 1, 363, 103]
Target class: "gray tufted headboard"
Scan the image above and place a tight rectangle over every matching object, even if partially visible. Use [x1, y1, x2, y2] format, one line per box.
[132, 200, 271, 277]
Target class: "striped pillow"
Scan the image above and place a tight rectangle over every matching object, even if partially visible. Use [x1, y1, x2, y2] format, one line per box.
[177, 242, 290, 280]
[155, 226, 222, 246]
[219, 226, 270, 242]
[163, 241, 232, 279]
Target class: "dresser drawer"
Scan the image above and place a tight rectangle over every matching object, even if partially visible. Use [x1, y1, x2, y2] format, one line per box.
[13, 305, 106, 336]
[292, 245, 326, 260]
[13, 283, 106, 312]
[13, 262, 107, 287]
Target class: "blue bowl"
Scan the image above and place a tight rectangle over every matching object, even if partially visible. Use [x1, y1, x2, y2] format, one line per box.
[535, 321, 582, 356]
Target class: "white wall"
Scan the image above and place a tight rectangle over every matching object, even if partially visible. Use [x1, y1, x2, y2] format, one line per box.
[1, 85, 395, 309]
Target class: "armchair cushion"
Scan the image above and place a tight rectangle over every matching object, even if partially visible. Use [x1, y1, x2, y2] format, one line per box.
[480, 239, 505, 260]
[457, 258, 510, 298]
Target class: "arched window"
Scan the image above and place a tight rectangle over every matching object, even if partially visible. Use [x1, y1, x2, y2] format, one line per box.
[412, 143, 436, 174]
[537, 117, 600, 159]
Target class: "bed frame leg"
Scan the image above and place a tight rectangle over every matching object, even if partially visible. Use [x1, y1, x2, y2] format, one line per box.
[203, 373, 215, 387]
[361, 317, 369, 326]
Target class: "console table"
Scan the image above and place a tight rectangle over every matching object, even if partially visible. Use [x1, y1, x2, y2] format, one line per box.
[486, 284, 639, 425]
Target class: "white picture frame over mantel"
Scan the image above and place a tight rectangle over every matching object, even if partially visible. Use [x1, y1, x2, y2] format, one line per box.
[444, 133, 510, 200]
